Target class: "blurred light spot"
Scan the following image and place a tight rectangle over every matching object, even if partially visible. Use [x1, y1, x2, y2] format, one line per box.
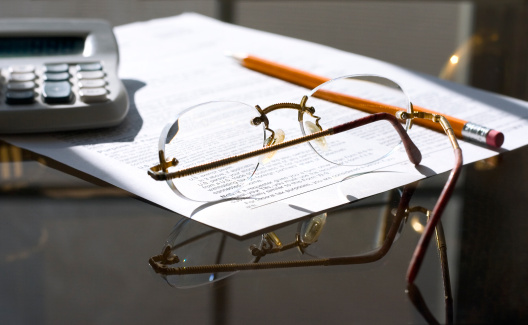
[491, 33, 499, 42]
[411, 216, 425, 233]
[450, 55, 459, 64]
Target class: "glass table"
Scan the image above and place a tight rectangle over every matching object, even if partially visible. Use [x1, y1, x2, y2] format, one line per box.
[1, 141, 527, 324]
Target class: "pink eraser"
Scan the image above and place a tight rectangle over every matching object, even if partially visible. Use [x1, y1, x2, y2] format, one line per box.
[486, 130, 504, 148]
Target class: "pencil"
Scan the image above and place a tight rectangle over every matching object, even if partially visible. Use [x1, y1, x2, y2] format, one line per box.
[229, 53, 504, 148]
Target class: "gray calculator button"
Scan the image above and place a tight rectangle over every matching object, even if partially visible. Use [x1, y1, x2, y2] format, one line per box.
[42, 81, 73, 104]
[10, 65, 35, 74]
[78, 79, 106, 88]
[6, 90, 35, 105]
[44, 63, 69, 73]
[77, 62, 102, 71]
[9, 72, 36, 82]
[77, 70, 105, 79]
[7, 81, 36, 91]
[79, 87, 108, 103]
[43, 72, 70, 81]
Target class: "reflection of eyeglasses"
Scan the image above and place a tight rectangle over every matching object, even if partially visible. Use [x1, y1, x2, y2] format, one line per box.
[150, 186, 413, 288]
[148, 74, 463, 284]
[150, 193, 455, 324]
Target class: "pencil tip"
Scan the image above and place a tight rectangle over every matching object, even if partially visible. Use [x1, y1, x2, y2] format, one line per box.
[224, 51, 247, 62]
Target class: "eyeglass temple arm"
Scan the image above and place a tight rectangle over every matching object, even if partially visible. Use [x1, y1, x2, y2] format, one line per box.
[405, 206, 454, 324]
[403, 113, 463, 284]
[435, 218, 454, 324]
[148, 112, 422, 180]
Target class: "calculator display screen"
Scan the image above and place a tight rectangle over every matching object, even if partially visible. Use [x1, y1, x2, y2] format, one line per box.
[0, 36, 85, 57]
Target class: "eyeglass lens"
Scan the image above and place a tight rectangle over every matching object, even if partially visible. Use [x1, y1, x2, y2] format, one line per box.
[302, 75, 411, 166]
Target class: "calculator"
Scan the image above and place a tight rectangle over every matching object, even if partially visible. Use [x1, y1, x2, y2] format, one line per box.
[0, 18, 129, 133]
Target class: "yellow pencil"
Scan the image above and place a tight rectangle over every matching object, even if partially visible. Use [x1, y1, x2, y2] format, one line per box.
[230, 53, 504, 148]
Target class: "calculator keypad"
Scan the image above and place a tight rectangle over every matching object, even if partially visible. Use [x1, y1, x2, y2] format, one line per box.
[0, 61, 109, 106]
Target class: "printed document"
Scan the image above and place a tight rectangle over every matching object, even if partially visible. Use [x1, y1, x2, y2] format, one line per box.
[2, 13, 528, 235]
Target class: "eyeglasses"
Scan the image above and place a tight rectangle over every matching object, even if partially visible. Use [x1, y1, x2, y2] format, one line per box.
[148, 74, 463, 284]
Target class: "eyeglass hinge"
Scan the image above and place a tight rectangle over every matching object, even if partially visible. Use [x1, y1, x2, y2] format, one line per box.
[396, 102, 444, 129]
[148, 150, 179, 180]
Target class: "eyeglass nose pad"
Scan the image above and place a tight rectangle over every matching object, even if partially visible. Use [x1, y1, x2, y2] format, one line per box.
[259, 129, 285, 164]
[304, 121, 327, 151]
[265, 232, 283, 248]
[299, 213, 327, 245]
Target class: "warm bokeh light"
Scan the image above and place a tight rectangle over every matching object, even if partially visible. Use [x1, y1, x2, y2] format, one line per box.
[450, 55, 459, 64]
[411, 216, 425, 233]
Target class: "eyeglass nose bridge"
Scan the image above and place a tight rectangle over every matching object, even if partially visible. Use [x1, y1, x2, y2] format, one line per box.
[251, 96, 319, 134]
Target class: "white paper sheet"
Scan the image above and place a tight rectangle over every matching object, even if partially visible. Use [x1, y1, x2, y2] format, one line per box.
[2, 13, 528, 236]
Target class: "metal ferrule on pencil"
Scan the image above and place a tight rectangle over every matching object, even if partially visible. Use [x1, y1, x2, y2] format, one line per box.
[462, 122, 491, 144]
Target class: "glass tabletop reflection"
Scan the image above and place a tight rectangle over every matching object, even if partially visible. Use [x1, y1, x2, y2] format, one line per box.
[2, 140, 527, 324]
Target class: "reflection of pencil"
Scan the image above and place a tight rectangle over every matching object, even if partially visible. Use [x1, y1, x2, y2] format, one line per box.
[229, 53, 504, 148]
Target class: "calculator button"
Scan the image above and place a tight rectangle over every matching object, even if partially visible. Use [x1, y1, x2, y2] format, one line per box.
[42, 81, 73, 104]
[10, 65, 35, 74]
[77, 62, 102, 71]
[9, 72, 36, 82]
[78, 79, 106, 88]
[77, 70, 105, 79]
[44, 63, 69, 73]
[7, 81, 36, 91]
[43, 72, 70, 81]
[79, 87, 108, 103]
[6, 90, 35, 105]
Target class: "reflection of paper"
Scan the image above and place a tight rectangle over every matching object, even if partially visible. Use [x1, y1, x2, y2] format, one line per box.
[2, 13, 528, 236]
